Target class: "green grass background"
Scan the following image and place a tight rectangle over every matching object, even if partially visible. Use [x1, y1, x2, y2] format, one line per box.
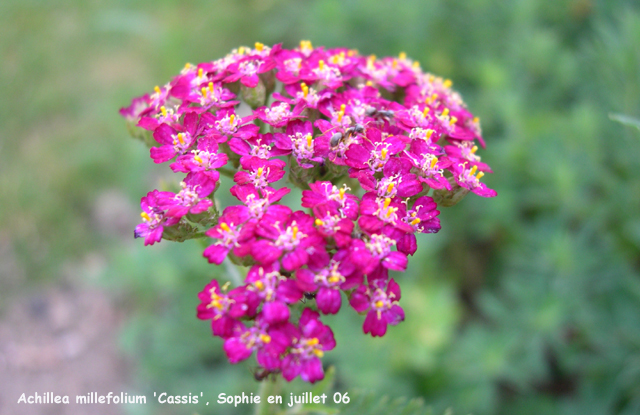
[2, 0, 640, 414]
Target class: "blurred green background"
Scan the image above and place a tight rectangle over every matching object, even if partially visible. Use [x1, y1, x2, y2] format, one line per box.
[2, 0, 640, 414]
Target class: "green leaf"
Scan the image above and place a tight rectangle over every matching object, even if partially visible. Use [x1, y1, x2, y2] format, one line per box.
[310, 366, 336, 397]
[609, 113, 640, 131]
[298, 403, 340, 415]
[335, 391, 439, 415]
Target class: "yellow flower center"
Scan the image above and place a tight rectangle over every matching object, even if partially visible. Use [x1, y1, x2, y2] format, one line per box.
[259, 334, 271, 343]
[337, 104, 345, 123]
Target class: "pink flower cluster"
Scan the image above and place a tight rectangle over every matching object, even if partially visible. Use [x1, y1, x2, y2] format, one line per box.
[121, 41, 496, 383]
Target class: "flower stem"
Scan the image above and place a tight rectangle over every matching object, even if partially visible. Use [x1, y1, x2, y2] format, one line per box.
[254, 376, 282, 415]
[218, 167, 237, 179]
[224, 257, 244, 287]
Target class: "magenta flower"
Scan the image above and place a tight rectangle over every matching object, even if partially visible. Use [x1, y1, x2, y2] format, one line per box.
[123, 42, 497, 384]
[234, 157, 286, 189]
[345, 127, 407, 173]
[397, 196, 441, 255]
[137, 104, 182, 131]
[251, 211, 324, 271]
[174, 80, 239, 113]
[324, 48, 361, 76]
[203, 206, 255, 264]
[273, 82, 329, 110]
[386, 54, 418, 87]
[248, 42, 282, 59]
[444, 141, 493, 173]
[358, 55, 396, 90]
[394, 103, 435, 131]
[281, 309, 336, 383]
[433, 107, 477, 140]
[134, 190, 179, 245]
[349, 278, 404, 337]
[119, 94, 150, 122]
[404, 196, 441, 233]
[228, 133, 289, 165]
[300, 57, 344, 90]
[168, 64, 237, 107]
[157, 175, 214, 218]
[358, 193, 413, 235]
[273, 48, 306, 84]
[313, 114, 366, 165]
[197, 280, 259, 338]
[312, 205, 354, 248]
[223, 315, 292, 370]
[317, 87, 381, 124]
[223, 56, 276, 88]
[147, 84, 170, 113]
[273, 120, 328, 168]
[150, 112, 204, 163]
[254, 101, 305, 128]
[452, 162, 497, 197]
[230, 184, 291, 221]
[301, 181, 360, 220]
[122, 94, 181, 133]
[402, 139, 452, 190]
[350, 231, 408, 274]
[170, 136, 228, 185]
[362, 157, 422, 198]
[201, 108, 259, 143]
[295, 250, 361, 314]
[245, 263, 303, 324]
[174, 64, 212, 89]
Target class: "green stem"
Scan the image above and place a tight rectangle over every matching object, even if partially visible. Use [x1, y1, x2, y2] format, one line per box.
[196, 237, 209, 250]
[218, 167, 237, 179]
[223, 258, 244, 287]
[255, 376, 283, 415]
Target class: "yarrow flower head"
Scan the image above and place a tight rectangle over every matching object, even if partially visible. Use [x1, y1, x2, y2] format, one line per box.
[121, 41, 496, 383]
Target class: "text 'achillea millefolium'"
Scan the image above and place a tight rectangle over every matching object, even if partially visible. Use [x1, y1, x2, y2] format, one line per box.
[120, 41, 496, 383]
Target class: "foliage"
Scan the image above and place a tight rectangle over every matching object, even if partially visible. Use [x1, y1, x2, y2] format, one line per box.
[610, 113, 640, 131]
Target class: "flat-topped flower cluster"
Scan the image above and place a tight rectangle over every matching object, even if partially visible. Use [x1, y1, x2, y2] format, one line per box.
[120, 41, 496, 383]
